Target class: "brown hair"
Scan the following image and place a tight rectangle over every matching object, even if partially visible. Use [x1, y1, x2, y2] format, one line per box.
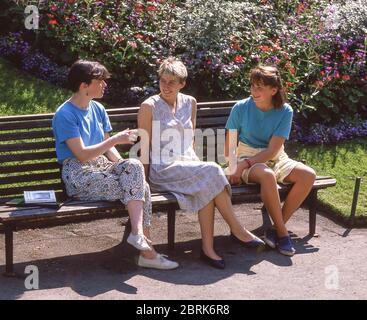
[250, 65, 287, 109]
[68, 60, 110, 92]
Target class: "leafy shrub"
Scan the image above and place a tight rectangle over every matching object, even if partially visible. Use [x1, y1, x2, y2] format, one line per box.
[0, 0, 366, 121]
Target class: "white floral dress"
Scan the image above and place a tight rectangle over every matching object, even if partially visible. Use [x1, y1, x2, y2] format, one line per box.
[143, 93, 230, 211]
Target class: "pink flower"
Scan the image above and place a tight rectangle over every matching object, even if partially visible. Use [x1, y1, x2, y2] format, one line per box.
[129, 41, 137, 49]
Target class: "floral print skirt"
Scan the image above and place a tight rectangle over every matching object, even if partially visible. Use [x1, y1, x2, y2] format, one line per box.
[62, 156, 152, 227]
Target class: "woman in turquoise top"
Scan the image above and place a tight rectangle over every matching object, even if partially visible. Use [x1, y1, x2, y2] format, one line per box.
[52, 60, 178, 270]
[225, 65, 316, 256]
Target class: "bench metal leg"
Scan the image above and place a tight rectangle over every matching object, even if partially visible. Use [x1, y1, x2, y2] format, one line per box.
[167, 209, 176, 250]
[3, 224, 15, 277]
[261, 205, 273, 229]
[121, 218, 132, 243]
[308, 189, 318, 236]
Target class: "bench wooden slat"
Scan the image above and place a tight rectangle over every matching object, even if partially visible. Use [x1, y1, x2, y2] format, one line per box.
[110, 122, 138, 131]
[0, 101, 237, 123]
[0, 183, 64, 197]
[0, 130, 54, 141]
[0, 141, 55, 152]
[196, 116, 229, 126]
[0, 172, 60, 185]
[0, 162, 60, 174]
[109, 114, 138, 121]
[0, 119, 52, 131]
[197, 101, 238, 108]
[0, 190, 65, 205]
[0, 193, 178, 222]
[0, 178, 336, 223]
[107, 107, 232, 120]
[0, 151, 56, 163]
[0, 113, 54, 122]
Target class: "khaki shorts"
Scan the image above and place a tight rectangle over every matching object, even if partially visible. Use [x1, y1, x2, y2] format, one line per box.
[224, 141, 301, 184]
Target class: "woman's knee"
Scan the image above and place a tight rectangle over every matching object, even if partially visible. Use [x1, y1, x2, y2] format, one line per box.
[302, 166, 316, 185]
[250, 165, 277, 184]
[291, 165, 316, 185]
[126, 158, 145, 173]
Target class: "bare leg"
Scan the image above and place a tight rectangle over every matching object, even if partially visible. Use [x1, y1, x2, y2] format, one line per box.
[213, 189, 259, 242]
[198, 200, 222, 260]
[282, 165, 316, 223]
[127, 200, 156, 258]
[127, 200, 144, 235]
[248, 164, 288, 237]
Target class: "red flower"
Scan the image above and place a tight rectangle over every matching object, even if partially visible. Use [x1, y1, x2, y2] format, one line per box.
[342, 75, 350, 81]
[297, 3, 306, 14]
[50, 4, 58, 11]
[234, 55, 244, 63]
[147, 5, 157, 12]
[135, 4, 145, 13]
[49, 19, 58, 25]
[257, 45, 271, 52]
[67, 0, 76, 3]
[135, 34, 145, 40]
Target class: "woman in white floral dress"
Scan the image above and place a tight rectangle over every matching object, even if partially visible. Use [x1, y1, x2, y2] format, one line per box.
[138, 57, 264, 269]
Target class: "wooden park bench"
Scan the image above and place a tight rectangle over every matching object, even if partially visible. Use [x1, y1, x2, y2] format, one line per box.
[0, 101, 336, 277]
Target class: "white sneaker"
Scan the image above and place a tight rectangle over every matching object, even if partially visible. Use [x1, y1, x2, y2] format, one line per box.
[137, 254, 179, 270]
[127, 233, 152, 251]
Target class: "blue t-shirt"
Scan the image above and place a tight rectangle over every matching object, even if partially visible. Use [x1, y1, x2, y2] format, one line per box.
[225, 97, 293, 148]
[52, 100, 112, 163]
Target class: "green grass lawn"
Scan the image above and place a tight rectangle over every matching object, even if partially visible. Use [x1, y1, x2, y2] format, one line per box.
[288, 139, 367, 221]
[0, 58, 70, 115]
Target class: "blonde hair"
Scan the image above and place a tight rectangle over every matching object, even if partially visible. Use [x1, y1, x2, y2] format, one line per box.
[250, 65, 287, 109]
[158, 57, 188, 83]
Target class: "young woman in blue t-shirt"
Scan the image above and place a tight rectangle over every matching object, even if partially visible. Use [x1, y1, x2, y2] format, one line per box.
[225, 65, 316, 256]
[52, 60, 178, 270]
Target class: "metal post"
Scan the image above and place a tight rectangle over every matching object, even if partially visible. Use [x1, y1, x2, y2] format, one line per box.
[3, 224, 15, 277]
[308, 189, 317, 236]
[167, 208, 176, 250]
[350, 177, 361, 227]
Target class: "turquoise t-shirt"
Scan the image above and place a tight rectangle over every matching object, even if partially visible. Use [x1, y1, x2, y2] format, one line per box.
[225, 97, 293, 148]
[52, 100, 112, 163]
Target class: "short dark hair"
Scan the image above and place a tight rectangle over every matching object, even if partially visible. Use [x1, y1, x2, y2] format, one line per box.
[67, 60, 111, 92]
[250, 65, 286, 109]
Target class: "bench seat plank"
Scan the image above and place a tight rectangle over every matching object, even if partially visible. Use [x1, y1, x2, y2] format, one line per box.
[0, 177, 336, 223]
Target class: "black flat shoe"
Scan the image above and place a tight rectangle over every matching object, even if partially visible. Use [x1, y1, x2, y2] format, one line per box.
[200, 250, 225, 269]
[230, 232, 265, 248]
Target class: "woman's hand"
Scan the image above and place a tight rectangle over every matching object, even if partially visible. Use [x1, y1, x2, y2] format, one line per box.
[228, 160, 248, 185]
[112, 129, 135, 145]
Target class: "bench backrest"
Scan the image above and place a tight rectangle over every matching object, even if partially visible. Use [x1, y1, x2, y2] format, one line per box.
[0, 101, 237, 203]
